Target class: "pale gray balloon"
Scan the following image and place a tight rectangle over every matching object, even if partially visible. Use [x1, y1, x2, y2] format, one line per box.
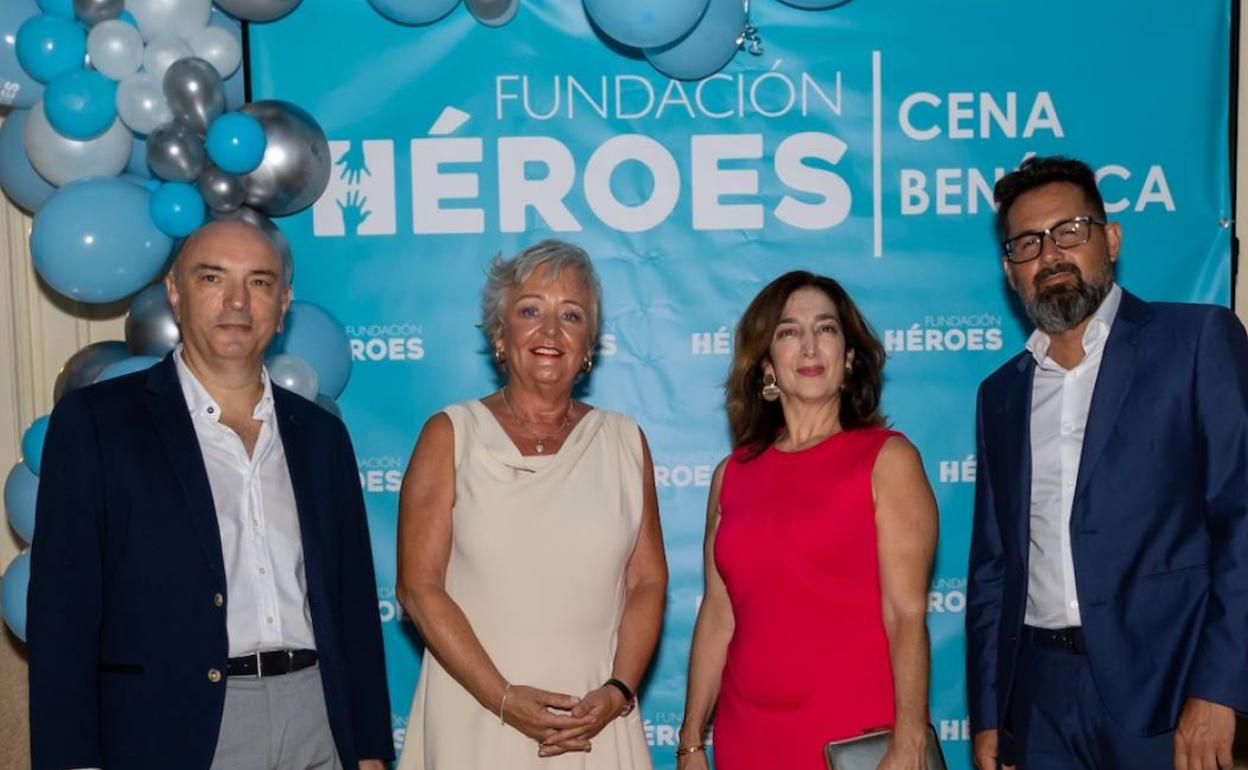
[314, 393, 342, 420]
[87, 20, 144, 80]
[116, 72, 173, 134]
[197, 164, 245, 213]
[211, 205, 293, 278]
[128, 0, 213, 42]
[125, 283, 181, 356]
[213, 0, 304, 22]
[141, 36, 192, 83]
[268, 354, 318, 400]
[239, 100, 330, 217]
[146, 121, 206, 181]
[163, 57, 225, 134]
[53, 341, 130, 402]
[188, 25, 242, 78]
[74, 0, 125, 26]
[466, 0, 519, 26]
[24, 99, 132, 186]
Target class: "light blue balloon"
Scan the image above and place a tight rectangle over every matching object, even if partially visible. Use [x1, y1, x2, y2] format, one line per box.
[267, 301, 353, 398]
[96, 354, 160, 382]
[0, 110, 56, 213]
[0, 0, 46, 108]
[31, 177, 173, 303]
[37, 0, 75, 17]
[16, 14, 86, 84]
[4, 464, 38, 545]
[1, 550, 31, 642]
[205, 112, 266, 174]
[21, 416, 50, 476]
[149, 181, 205, 237]
[43, 67, 117, 139]
[366, 0, 460, 25]
[644, 0, 744, 81]
[584, 0, 709, 49]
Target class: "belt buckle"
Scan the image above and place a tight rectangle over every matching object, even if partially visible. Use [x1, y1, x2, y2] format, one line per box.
[288, 649, 294, 673]
[1062, 629, 1076, 653]
[255, 650, 263, 678]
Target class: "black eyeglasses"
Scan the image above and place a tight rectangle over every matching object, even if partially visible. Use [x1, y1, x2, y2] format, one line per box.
[1002, 216, 1107, 264]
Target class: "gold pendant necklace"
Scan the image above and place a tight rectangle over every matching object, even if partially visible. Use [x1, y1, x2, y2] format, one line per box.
[501, 387, 572, 453]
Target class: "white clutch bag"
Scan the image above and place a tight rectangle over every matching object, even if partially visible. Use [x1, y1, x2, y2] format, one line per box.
[824, 725, 947, 770]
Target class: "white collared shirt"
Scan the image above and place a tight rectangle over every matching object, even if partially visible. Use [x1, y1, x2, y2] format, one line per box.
[1023, 283, 1123, 629]
[174, 347, 316, 656]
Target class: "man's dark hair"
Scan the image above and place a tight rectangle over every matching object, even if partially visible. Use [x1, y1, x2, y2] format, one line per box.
[993, 156, 1106, 241]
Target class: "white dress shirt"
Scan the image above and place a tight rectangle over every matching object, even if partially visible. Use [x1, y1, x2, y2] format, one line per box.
[174, 348, 316, 656]
[1023, 283, 1122, 629]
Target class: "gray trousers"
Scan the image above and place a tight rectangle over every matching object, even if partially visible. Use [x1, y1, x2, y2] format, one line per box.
[209, 663, 343, 770]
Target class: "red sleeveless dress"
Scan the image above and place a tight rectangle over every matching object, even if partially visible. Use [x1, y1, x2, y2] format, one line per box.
[712, 428, 903, 770]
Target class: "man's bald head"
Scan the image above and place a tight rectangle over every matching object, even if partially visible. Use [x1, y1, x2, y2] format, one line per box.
[165, 219, 292, 370]
[171, 220, 290, 288]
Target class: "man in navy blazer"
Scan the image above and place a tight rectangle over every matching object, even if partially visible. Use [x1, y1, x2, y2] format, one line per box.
[966, 156, 1248, 770]
[27, 221, 393, 770]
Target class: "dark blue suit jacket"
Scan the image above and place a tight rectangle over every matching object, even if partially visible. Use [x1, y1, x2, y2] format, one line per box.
[966, 291, 1248, 747]
[27, 354, 393, 770]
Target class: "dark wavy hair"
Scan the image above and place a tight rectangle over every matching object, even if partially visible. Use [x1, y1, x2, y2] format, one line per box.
[993, 156, 1106, 242]
[726, 271, 886, 460]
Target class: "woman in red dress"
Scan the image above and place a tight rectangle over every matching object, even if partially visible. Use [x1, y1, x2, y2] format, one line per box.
[677, 271, 939, 770]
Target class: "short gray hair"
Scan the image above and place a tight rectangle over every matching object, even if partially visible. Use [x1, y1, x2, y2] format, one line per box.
[480, 239, 603, 351]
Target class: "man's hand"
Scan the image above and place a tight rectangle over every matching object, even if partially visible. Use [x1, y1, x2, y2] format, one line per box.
[1175, 697, 1235, 770]
[358, 761, 386, 770]
[973, 729, 1014, 770]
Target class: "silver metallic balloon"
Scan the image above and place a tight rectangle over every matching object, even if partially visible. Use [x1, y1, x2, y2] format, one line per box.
[466, 0, 519, 26]
[213, 0, 304, 22]
[239, 100, 330, 217]
[74, 0, 125, 26]
[124, 283, 180, 356]
[163, 57, 225, 135]
[146, 121, 206, 182]
[53, 340, 130, 402]
[267, 354, 318, 400]
[211, 205, 293, 279]
[197, 163, 245, 213]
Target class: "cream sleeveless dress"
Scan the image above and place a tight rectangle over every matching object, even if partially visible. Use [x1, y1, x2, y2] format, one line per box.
[397, 399, 654, 770]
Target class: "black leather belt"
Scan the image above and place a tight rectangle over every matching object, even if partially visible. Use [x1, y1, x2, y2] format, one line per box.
[227, 649, 318, 677]
[1023, 625, 1087, 654]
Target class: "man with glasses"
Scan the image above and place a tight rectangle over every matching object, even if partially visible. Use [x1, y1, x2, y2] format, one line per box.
[965, 156, 1248, 770]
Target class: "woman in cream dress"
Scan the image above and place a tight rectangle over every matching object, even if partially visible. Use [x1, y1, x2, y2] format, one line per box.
[395, 240, 667, 769]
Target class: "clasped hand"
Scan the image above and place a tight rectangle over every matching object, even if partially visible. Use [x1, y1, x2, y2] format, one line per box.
[502, 684, 627, 757]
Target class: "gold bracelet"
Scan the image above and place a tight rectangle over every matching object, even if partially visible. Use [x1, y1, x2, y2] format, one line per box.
[675, 744, 706, 757]
[498, 682, 512, 726]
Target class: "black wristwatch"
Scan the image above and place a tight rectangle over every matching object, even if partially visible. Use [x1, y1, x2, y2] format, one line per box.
[604, 678, 636, 716]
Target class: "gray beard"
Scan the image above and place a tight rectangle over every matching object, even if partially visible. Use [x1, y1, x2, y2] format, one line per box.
[1023, 264, 1112, 334]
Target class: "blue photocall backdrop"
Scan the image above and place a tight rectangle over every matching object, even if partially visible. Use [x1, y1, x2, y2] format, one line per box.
[248, 1, 1232, 767]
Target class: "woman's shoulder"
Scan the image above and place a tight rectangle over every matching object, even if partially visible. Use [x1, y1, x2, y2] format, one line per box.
[848, 424, 909, 448]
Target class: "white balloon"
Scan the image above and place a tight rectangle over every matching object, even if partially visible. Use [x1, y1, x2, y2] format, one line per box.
[141, 36, 192, 83]
[127, 0, 213, 42]
[188, 25, 241, 78]
[116, 72, 172, 134]
[23, 99, 132, 186]
[87, 20, 144, 80]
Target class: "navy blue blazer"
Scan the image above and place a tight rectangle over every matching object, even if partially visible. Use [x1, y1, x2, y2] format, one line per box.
[966, 291, 1248, 744]
[27, 354, 393, 770]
